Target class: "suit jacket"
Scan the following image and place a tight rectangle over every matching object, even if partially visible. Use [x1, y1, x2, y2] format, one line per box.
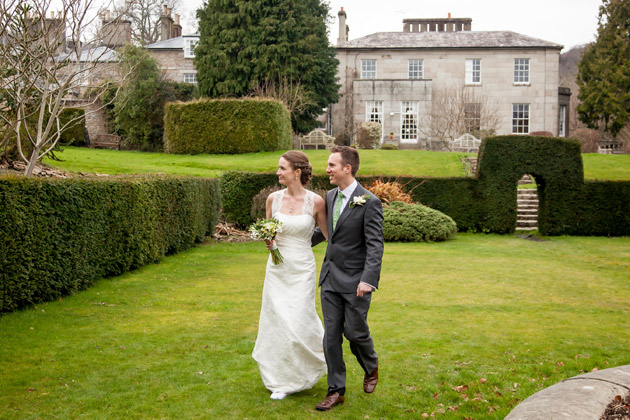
[312, 182, 384, 293]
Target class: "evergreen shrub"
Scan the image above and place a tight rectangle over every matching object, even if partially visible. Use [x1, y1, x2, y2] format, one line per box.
[382, 201, 457, 242]
[59, 108, 86, 146]
[0, 175, 220, 313]
[164, 98, 292, 154]
[380, 144, 398, 150]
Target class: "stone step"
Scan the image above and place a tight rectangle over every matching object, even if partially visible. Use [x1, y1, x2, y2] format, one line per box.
[519, 215, 538, 221]
[515, 226, 537, 231]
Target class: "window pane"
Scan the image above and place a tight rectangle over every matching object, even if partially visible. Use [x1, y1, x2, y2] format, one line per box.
[361, 59, 376, 79]
[409, 59, 423, 79]
[464, 103, 481, 133]
[466, 59, 481, 84]
[512, 104, 530, 133]
[401, 101, 419, 140]
[366, 101, 383, 124]
[514, 58, 530, 84]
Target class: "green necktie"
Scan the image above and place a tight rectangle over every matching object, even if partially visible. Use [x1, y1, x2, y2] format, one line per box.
[332, 191, 344, 231]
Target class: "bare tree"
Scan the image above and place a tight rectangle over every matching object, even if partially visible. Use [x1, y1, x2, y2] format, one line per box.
[422, 84, 501, 151]
[0, 0, 132, 176]
[113, 0, 182, 45]
[249, 76, 316, 116]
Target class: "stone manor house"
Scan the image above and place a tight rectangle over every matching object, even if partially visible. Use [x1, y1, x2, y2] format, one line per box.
[330, 9, 570, 148]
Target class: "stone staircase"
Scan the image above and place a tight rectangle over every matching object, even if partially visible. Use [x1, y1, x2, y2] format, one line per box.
[516, 188, 539, 231]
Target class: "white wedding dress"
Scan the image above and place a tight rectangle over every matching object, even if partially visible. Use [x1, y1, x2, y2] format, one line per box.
[252, 189, 326, 394]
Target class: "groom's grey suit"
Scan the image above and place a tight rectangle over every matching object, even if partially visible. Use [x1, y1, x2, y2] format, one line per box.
[312, 182, 384, 396]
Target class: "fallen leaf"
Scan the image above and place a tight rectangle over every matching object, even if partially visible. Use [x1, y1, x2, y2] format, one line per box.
[28, 388, 35, 392]
[615, 395, 622, 402]
[479, 378, 487, 383]
[556, 362, 564, 367]
[421, 414, 428, 419]
[453, 385, 469, 392]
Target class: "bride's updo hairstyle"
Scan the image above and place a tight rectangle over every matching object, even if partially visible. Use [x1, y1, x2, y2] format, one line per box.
[281, 150, 312, 186]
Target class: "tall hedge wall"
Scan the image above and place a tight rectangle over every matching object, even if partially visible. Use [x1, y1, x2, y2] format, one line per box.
[0, 175, 220, 313]
[221, 171, 483, 230]
[164, 98, 292, 154]
[221, 134, 629, 236]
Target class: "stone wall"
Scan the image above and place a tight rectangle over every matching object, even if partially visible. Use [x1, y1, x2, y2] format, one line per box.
[150, 50, 196, 83]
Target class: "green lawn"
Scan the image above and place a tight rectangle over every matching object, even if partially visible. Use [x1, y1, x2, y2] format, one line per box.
[44, 147, 469, 178]
[1, 234, 629, 419]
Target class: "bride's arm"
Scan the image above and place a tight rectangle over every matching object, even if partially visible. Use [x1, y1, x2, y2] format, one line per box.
[313, 194, 329, 241]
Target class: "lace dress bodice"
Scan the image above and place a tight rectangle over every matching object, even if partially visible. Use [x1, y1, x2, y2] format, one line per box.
[270, 189, 316, 251]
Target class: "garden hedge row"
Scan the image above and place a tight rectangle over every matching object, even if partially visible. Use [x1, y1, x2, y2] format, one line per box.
[220, 136, 629, 235]
[163, 98, 292, 154]
[221, 171, 483, 230]
[0, 175, 220, 313]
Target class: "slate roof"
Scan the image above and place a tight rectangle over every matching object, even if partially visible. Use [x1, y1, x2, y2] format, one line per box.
[57, 45, 119, 62]
[337, 31, 563, 50]
[145, 34, 199, 50]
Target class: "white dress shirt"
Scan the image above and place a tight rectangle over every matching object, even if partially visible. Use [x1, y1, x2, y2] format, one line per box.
[337, 180, 358, 216]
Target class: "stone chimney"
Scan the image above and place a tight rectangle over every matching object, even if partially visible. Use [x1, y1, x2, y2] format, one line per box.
[160, 4, 176, 41]
[100, 10, 131, 48]
[337, 7, 348, 45]
[403, 15, 472, 32]
[172, 13, 182, 38]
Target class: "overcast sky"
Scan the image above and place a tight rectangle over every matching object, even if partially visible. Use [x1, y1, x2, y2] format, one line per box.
[180, 0, 602, 51]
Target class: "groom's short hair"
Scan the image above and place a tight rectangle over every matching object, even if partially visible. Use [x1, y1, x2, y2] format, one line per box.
[331, 146, 360, 177]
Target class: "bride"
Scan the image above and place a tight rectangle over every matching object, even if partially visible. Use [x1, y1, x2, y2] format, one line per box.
[252, 150, 329, 400]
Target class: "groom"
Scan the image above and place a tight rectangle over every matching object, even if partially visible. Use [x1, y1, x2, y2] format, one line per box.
[312, 146, 384, 411]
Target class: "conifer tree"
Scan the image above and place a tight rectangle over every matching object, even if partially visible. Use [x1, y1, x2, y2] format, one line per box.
[194, 0, 339, 133]
[577, 0, 630, 137]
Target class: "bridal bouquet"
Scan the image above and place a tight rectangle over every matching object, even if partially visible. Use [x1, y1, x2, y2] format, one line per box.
[249, 217, 284, 265]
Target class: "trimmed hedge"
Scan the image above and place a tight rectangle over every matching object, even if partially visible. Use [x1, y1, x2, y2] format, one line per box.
[477, 135, 585, 234]
[220, 172, 483, 230]
[221, 145, 629, 236]
[383, 201, 457, 242]
[0, 175, 220, 313]
[164, 98, 292, 154]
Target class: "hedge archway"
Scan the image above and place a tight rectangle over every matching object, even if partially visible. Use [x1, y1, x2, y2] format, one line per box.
[476, 135, 584, 235]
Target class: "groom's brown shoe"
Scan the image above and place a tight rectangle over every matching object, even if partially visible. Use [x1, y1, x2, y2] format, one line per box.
[363, 366, 378, 393]
[315, 392, 344, 411]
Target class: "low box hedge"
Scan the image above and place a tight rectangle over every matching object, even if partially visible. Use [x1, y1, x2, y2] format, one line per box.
[0, 175, 220, 313]
[163, 98, 292, 154]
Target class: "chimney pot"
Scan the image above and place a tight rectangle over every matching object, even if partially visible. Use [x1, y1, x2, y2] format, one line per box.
[174, 13, 180, 25]
[50, 11, 54, 19]
[163, 5, 168, 15]
[105, 10, 110, 21]
[448, 12, 451, 18]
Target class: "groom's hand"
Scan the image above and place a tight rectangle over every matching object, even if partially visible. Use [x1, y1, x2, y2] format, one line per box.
[357, 282, 374, 297]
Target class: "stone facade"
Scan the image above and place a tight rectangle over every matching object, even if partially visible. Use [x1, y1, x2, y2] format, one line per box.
[332, 11, 569, 147]
[145, 35, 199, 84]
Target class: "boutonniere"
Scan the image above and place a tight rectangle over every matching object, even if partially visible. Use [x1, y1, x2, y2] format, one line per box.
[349, 194, 370, 208]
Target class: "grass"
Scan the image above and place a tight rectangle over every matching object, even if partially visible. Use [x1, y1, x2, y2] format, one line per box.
[1, 234, 629, 419]
[44, 147, 468, 178]
[44, 147, 630, 181]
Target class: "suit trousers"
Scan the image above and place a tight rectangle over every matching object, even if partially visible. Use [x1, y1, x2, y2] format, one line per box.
[320, 278, 378, 395]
